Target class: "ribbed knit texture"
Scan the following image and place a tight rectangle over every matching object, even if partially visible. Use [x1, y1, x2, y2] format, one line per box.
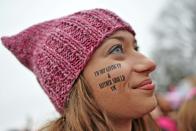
[1, 8, 135, 114]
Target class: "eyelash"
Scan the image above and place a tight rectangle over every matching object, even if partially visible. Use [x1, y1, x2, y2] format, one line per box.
[108, 44, 139, 55]
[108, 44, 123, 54]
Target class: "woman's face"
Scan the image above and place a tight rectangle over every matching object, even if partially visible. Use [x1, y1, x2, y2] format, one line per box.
[83, 30, 157, 119]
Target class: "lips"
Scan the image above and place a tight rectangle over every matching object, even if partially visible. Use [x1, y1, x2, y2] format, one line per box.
[133, 79, 155, 90]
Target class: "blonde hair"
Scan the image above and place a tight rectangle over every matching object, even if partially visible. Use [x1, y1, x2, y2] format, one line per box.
[178, 97, 196, 131]
[39, 75, 159, 131]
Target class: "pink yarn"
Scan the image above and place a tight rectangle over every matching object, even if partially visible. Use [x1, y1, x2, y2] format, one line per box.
[1, 8, 135, 114]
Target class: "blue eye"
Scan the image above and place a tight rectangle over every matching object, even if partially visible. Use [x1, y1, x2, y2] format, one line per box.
[108, 44, 123, 54]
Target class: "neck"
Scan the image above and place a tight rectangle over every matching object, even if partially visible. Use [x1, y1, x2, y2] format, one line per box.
[110, 117, 132, 131]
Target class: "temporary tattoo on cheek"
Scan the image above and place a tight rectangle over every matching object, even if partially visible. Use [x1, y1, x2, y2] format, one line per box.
[99, 79, 113, 88]
[94, 63, 121, 77]
[94, 63, 125, 91]
[98, 75, 125, 91]
[107, 73, 111, 78]
[112, 75, 125, 83]
[110, 85, 116, 91]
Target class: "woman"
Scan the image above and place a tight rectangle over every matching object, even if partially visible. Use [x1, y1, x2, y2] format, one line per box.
[1, 8, 159, 131]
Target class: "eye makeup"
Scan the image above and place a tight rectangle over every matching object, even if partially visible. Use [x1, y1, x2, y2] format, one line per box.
[108, 44, 124, 55]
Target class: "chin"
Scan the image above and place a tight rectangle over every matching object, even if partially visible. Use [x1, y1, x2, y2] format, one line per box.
[145, 96, 158, 114]
[136, 97, 158, 118]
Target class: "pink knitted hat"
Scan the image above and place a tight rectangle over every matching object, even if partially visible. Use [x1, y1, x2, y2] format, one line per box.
[1, 8, 135, 114]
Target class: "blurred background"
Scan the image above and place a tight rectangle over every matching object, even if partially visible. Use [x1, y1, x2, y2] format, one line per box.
[0, 0, 196, 130]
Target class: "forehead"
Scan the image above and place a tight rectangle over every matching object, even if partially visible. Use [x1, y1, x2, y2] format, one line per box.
[89, 30, 135, 57]
[103, 30, 135, 44]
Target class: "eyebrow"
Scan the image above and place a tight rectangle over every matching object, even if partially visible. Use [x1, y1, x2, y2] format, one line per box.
[108, 36, 138, 45]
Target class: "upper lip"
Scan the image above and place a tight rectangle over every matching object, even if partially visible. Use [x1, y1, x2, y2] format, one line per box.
[132, 79, 152, 89]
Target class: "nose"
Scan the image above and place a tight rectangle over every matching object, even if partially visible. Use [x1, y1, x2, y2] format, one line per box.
[133, 54, 156, 75]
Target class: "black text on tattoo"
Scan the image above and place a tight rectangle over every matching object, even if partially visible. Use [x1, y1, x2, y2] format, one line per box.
[98, 75, 125, 90]
[94, 63, 121, 77]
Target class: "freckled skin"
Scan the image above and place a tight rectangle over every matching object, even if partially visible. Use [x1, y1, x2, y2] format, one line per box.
[83, 30, 157, 120]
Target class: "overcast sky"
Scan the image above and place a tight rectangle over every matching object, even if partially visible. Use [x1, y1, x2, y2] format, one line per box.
[0, 0, 168, 130]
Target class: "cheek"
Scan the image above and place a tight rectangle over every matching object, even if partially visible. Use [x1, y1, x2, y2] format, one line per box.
[85, 63, 132, 111]
[84, 63, 157, 118]
[89, 63, 131, 92]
